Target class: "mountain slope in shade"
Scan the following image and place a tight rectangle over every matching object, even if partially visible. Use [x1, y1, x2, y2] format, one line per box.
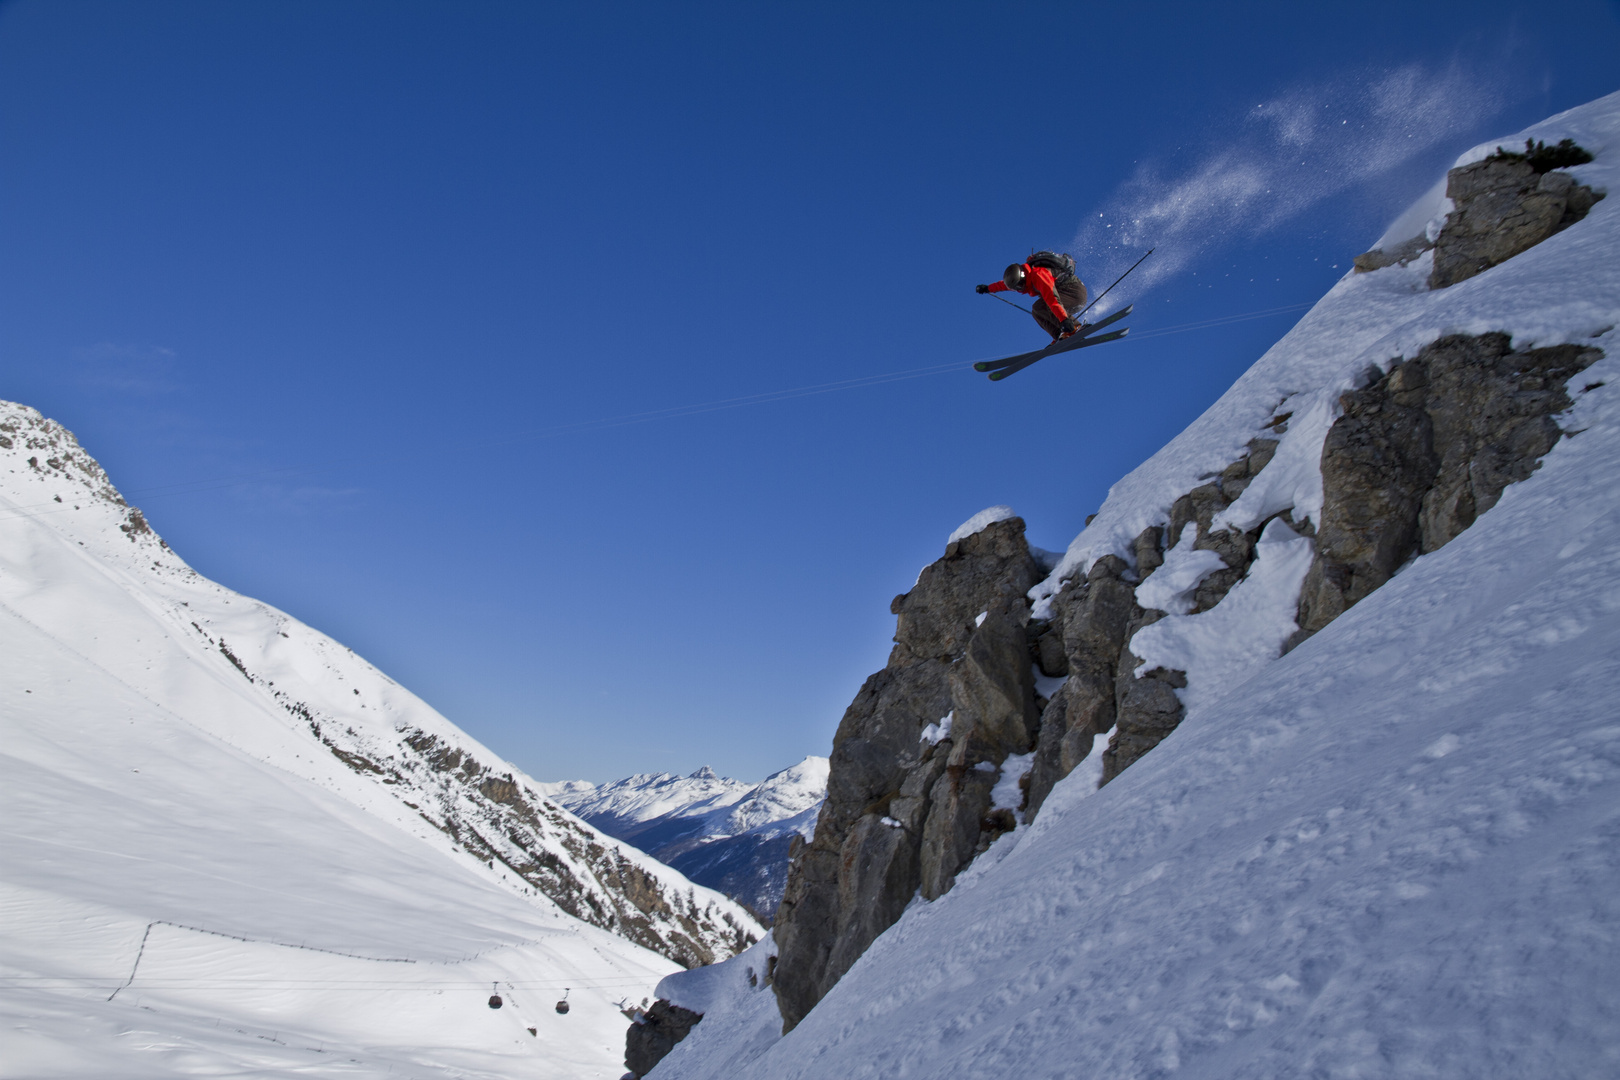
[0, 401, 762, 1078]
[550, 758, 828, 917]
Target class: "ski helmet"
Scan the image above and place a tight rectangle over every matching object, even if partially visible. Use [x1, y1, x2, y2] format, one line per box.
[1002, 264, 1027, 290]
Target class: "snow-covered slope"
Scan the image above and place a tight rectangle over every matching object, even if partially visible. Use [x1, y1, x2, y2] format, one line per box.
[648, 91, 1620, 1079]
[0, 404, 761, 1078]
[549, 759, 828, 917]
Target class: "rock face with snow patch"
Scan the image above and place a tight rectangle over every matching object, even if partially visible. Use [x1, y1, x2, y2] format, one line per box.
[1298, 333, 1601, 638]
[625, 1000, 704, 1077]
[1429, 152, 1601, 289]
[771, 516, 1044, 1030]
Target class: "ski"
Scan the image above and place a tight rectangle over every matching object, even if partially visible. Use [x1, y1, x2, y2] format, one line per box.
[986, 327, 1129, 381]
[974, 305, 1133, 372]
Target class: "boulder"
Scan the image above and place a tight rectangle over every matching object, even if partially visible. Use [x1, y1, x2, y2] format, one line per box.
[1429, 157, 1601, 289]
[1418, 335, 1603, 549]
[1352, 232, 1435, 273]
[624, 1000, 702, 1078]
[1103, 653, 1187, 784]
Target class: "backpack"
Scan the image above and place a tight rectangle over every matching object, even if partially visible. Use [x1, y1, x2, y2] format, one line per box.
[1026, 251, 1078, 284]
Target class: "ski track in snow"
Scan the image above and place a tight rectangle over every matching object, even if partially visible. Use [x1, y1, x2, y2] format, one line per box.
[649, 90, 1620, 1080]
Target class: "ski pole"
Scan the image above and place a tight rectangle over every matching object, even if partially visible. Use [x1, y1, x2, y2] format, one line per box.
[989, 292, 1033, 314]
[1073, 247, 1154, 322]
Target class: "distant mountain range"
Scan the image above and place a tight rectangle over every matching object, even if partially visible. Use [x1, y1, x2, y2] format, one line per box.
[543, 757, 828, 919]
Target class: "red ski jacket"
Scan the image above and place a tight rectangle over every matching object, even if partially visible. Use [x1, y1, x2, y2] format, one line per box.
[987, 264, 1070, 321]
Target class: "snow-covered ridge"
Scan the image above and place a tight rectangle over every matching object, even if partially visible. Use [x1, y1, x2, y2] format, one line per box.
[0, 401, 761, 971]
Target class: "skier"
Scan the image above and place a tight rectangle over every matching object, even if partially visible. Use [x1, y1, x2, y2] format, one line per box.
[976, 253, 1089, 340]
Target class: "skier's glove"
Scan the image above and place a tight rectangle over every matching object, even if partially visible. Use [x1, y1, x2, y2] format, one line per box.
[975, 284, 990, 294]
[1060, 315, 1080, 335]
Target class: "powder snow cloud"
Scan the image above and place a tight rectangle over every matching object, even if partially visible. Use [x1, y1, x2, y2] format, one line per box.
[1071, 64, 1505, 301]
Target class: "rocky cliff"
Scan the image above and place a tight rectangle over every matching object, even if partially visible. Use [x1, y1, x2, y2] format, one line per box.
[764, 129, 1608, 1033]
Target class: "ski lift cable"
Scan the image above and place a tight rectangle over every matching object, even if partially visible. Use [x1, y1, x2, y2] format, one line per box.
[9, 975, 659, 991]
[0, 297, 1316, 523]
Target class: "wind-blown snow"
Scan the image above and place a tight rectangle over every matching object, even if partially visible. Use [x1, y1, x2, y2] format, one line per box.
[1072, 64, 1505, 303]
[1374, 174, 1448, 249]
[648, 90, 1620, 1080]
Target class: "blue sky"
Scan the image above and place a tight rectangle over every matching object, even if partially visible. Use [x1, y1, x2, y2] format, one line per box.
[4, 1, 1617, 783]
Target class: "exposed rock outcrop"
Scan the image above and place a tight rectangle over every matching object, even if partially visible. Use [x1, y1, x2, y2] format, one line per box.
[625, 1000, 703, 1078]
[1074, 439, 1280, 790]
[1352, 232, 1435, 273]
[1353, 140, 1600, 287]
[1429, 151, 1601, 289]
[1025, 554, 1140, 813]
[772, 518, 1041, 1030]
[1297, 333, 1602, 638]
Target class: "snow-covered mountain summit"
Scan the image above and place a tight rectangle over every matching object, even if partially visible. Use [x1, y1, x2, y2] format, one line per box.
[0, 403, 762, 1077]
[542, 767, 758, 844]
[550, 757, 828, 917]
[713, 757, 827, 839]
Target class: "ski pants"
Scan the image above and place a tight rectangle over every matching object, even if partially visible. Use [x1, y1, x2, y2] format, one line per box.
[1033, 277, 1088, 339]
